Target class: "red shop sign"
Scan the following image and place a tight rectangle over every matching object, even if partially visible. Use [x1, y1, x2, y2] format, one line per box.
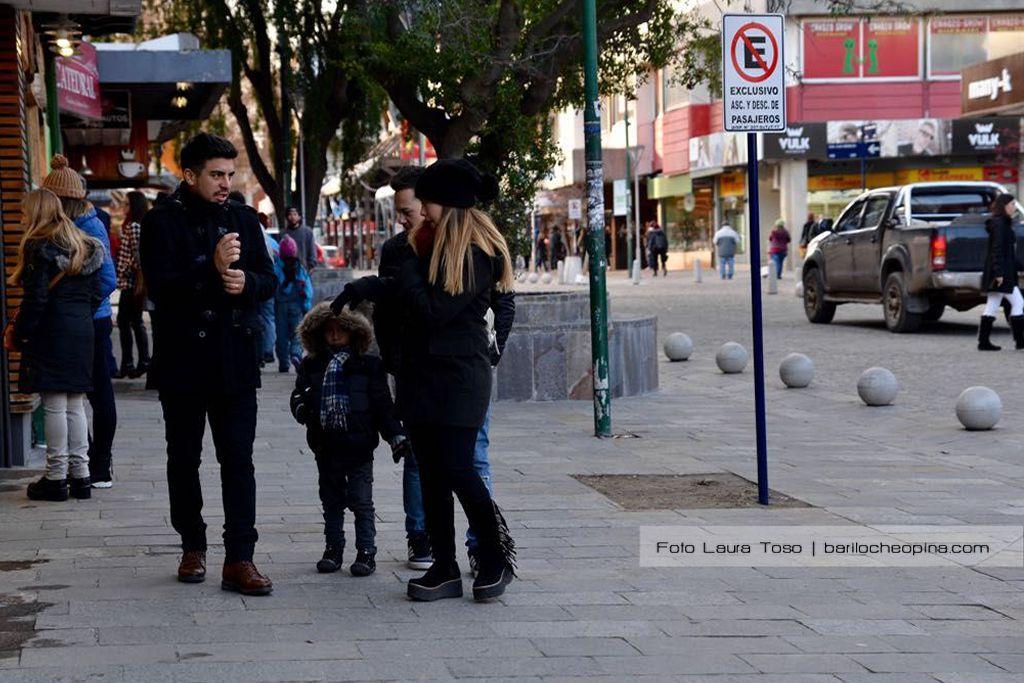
[862, 18, 920, 78]
[56, 42, 101, 120]
[802, 19, 860, 79]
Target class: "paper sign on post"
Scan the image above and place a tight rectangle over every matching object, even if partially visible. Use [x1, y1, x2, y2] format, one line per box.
[722, 14, 786, 132]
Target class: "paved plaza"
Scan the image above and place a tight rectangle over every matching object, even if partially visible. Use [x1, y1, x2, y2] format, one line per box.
[1, 267, 1023, 682]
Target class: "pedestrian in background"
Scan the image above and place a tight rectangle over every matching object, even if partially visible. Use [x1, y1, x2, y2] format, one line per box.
[140, 132, 277, 595]
[6, 190, 104, 501]
[114, 191, 150, 380]
[290, 304, 409, 577]
[42, 155, 119, 490]
[799, 212, 817, 258]
[713, 223, 740, 280]
[646, 221, 669, 276]
[331, 158, 517, 603]
[979, 193, 1023, 351]
[534, 227, 549, 272]
[768, 219, 790, 279]
[257, 211, 279, 366]
[282, 206, 317, 271]
[274, 235, 313, 372]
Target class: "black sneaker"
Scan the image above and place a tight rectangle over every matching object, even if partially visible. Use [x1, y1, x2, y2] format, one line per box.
[316, 545, 344, 573]
[69, 476, 92, 500]
[26, 477, 68, 502]
[472, 562, 514, 602]
[350, 550, 376, 577]
[407, 535, 433, 570]
[407, 563, 462, 602]
[467, 548, 480, 577]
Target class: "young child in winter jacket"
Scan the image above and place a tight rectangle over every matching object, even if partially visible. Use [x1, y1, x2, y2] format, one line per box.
[290, 303, 410, 575]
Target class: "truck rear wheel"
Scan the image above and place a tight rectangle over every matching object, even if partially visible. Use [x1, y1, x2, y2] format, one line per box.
[883, 272, 922, 333]
[803, 267, 835, 324]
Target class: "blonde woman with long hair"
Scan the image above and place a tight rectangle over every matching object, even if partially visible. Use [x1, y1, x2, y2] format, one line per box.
[332, 158, 517, 602]
[7, 189, 104, 501]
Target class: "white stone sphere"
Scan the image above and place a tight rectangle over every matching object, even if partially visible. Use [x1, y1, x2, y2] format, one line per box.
[794, 282, 804, 298]
[541, 272, 554, 285]
[663, 333, 693, 362]
[716, 342, 748, 374]
[779, 353, 814, 388]
[857, 367, 898, 406]
[956, 386, 1001, 431]
[527, 271, 540, 283]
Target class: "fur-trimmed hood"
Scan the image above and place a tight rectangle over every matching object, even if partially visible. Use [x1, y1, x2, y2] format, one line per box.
[298, 302, 373, 357]
[39, 235, 105, 276]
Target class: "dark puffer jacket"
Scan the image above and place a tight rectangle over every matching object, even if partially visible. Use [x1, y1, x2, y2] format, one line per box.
[14, 237, 105, 393]
[290, 303, 404, 460]
[982, 214, 1019, 294]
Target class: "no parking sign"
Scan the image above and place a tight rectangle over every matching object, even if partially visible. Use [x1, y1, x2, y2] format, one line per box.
[723, 14, 786, 132]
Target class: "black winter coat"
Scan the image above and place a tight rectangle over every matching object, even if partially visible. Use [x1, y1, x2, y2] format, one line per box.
[374, 232, 515, 374]
[290, 353, 403, 460]
[139, 185, 277, 394]
[982, 214, 1019, 294]
[14, 238, 104, 393]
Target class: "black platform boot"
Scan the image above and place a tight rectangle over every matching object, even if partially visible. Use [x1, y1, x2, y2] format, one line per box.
[978, 316, 1001, 351]
[27, 477, 68, 502]
[472, 501, 517, 602]
[1010, 315, 1024, 350]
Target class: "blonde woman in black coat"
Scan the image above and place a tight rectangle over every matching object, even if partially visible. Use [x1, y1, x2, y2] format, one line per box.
[7, 189, 104, 501]
[979, 194, 1022, 351]
[332, 159, 516, 602]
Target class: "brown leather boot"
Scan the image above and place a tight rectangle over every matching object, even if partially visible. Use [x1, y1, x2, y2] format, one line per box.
[221, 561, 273, 596]
[177, 551, 207, 583]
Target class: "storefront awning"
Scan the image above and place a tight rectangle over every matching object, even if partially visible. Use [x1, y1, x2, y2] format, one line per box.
[647, 173, 692, 199]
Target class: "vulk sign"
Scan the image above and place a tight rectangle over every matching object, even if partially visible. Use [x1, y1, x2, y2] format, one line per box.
[952, 118, 1020, 155]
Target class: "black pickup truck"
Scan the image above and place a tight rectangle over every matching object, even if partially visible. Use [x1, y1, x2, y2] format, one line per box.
[802, 182, 1024, 333]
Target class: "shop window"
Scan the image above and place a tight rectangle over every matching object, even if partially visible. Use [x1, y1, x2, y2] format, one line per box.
[802, 17, 920, 81]
[928, 14, 1024, 79]
[662, 66, 689, 111]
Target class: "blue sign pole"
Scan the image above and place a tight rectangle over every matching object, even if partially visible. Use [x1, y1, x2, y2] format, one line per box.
[746, 132, 770, 505]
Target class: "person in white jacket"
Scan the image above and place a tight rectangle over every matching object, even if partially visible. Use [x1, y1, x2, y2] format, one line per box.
[713, 224, 741, 280]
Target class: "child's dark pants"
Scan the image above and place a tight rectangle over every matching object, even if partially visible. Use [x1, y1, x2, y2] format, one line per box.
[315, 454, 375, 552]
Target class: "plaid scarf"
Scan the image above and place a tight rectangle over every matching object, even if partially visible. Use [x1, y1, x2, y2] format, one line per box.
[320, 348, 351, 431]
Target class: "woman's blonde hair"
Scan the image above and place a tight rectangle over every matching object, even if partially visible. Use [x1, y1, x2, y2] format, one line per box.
[417, 206, 514, 296]
[7, 189, 90, 284]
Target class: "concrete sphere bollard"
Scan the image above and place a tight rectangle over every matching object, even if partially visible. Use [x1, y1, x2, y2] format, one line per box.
[794, 281, 804, 298]
[857, 367, 898, 406]
[779, 353, 814, 388]
[541, 272, 554, 285]
[527, 271, 540, 284]
[716, 342, 748, 374]
[956, 386, 1002, 431]
[663, 333, 693, 362]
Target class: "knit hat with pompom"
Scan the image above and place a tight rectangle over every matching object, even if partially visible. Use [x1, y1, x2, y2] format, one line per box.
[42, 155, 86, 200]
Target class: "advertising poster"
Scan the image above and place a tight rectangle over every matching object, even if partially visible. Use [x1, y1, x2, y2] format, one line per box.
[763, 123, 827, 160]
[827, 121, 880, 159]
[862, 17, 920, 78]
[802, 19, 860, 79]
[951, 117, 1022, 158]
[877, 119, 951, 157]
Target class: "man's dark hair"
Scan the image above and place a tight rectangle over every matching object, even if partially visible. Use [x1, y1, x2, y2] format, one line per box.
[390, 165, 425, 193]
[180, 133, 238, 173]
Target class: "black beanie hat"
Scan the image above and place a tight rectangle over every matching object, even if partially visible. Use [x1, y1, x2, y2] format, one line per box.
[415, 158, 499, 209]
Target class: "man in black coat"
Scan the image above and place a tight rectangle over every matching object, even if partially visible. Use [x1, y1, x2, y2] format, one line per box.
[140, 133, 277, 595]
[375, 165, 514, 574]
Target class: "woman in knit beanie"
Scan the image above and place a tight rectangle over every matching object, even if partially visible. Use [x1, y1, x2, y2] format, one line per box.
[331, 157, 517, 603]
[42, 155, 120, 488]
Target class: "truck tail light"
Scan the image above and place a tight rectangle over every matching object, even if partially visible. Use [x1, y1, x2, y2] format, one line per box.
[931, 234, 947, 270]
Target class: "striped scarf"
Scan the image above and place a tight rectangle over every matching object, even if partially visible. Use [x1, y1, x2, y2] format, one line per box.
[319, 348, 351, 431]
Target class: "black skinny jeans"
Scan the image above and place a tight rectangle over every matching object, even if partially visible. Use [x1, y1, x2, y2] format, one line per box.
[116, 292, 149, 368]
[87, 317, 117, 481]
[316, 455, 375, 552]
[406, 423, 499, 570]
[160, 390, 259, 563]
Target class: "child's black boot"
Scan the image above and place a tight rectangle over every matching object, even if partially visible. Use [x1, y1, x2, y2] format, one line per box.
[316, 545, 344, 573]
[350, 550, 376, 577]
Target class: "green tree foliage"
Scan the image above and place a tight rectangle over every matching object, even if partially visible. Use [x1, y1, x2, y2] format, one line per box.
[362, 1, 715, 252]
[140, 0, 384, 222]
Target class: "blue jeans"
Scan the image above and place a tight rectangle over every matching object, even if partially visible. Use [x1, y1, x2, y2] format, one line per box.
[719, 255, 735, 279]
[275, 301, 305, 370]
[259, 298, 275, 358]
[403, 405, 494, 552]
[771, 252, 786, 279]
